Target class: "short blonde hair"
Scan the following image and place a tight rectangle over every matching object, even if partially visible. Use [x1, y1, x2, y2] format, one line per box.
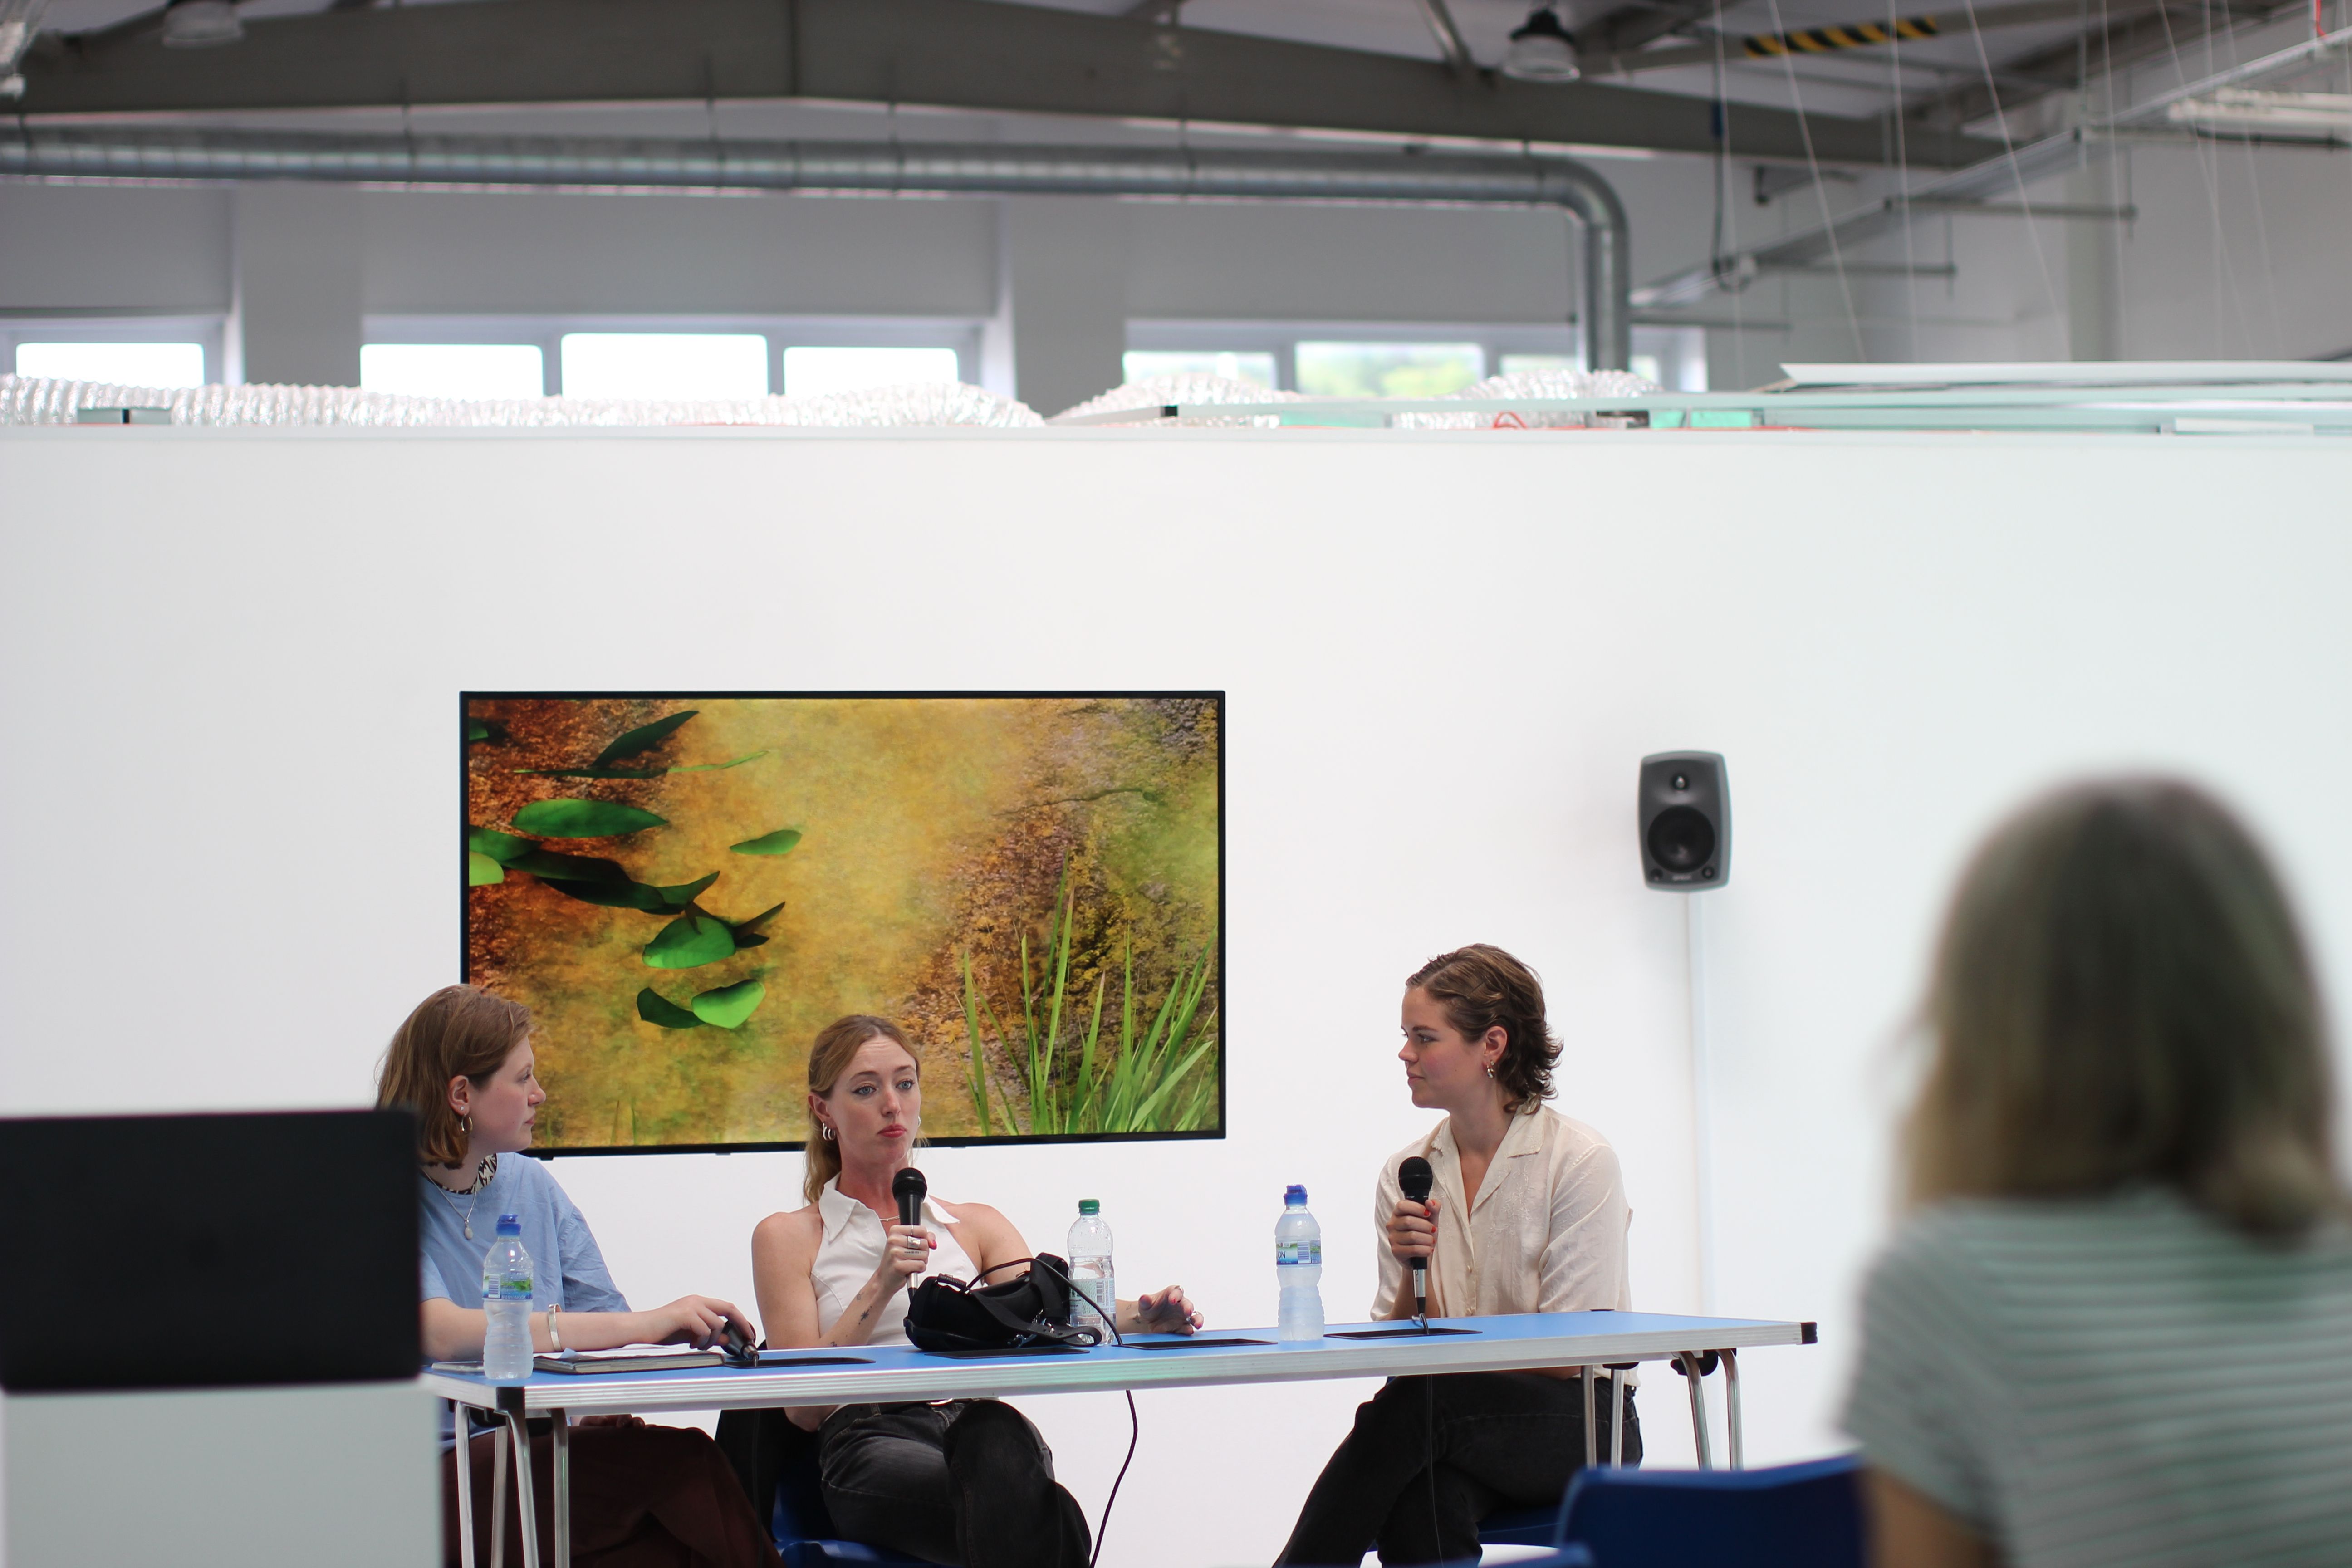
[1905, 778, 2343, 1238]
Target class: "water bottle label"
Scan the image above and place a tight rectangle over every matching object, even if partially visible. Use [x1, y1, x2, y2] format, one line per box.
[485, 1278, 533, 1301]
[1276, 1240, 1322, 1266]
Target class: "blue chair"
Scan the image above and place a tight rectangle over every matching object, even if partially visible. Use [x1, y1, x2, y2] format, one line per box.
[1553, 1455, 1864, 1568]
[767, 1439, 930, 1568]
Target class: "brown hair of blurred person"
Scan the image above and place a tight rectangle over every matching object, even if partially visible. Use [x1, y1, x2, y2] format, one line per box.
[1906, 777, 2345, 1239]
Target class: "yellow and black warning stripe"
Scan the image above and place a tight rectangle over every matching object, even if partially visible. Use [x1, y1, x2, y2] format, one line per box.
[1744, 15, 1940, 55]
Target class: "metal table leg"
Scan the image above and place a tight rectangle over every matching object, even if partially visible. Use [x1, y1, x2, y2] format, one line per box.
[490, 1422, 510, 1568]
[452, 1403, 477, 1568]
[1580, 1367, 1597, 1469]
[1607, 1364, 1632, 1468]
[1680, 1352, 1714, 1470]
[507, 1411, 543, 1568]
[552, 1414, 572, 1568]
[1722, 1348, 1743, 1471]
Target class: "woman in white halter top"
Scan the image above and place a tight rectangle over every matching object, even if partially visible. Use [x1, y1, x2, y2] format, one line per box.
[752, 1015, 1202, 1568]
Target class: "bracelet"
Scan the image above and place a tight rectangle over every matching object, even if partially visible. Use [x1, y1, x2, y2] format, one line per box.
[546, 1306, 564, 1353]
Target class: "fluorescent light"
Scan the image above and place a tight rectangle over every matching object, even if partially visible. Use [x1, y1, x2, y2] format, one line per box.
[2166, 88, 2352, 139]
[1503, 6, 1579, 82]
[14, 342, 206, 387]
[782, 346, 960, 397]
[559, 333, 769, 400]
[362, 344, 545, 401]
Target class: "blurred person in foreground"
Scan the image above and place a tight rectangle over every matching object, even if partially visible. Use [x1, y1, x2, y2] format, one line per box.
[1846, 779, 2352, 1568]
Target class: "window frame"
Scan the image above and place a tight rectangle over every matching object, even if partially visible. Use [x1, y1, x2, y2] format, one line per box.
[1125, 319, 1707, 392]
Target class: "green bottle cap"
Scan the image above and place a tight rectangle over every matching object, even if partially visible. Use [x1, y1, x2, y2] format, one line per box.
[1078, 1199, 1100, 1215]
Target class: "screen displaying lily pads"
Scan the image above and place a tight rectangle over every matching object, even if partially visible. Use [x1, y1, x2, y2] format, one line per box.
[463, 693, 1224, 1153]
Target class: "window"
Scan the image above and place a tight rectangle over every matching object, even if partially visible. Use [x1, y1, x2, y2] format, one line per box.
[14, 341, 206, 387]
[1120, 350, 1279, 389]
[782, 346, 961, 397]
[559, 333, 769, 400]
[1294, 342, 1484, 398]
[361, 344, 546, 401]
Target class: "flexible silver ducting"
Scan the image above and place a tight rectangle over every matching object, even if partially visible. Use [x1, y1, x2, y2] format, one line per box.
[0, 126, 1634, 370]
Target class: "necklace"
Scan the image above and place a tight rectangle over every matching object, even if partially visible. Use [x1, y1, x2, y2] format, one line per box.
[426, 1154, 498, 1240]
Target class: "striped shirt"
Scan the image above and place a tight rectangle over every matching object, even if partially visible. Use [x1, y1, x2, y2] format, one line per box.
[1843, 1189, 2352, 1567]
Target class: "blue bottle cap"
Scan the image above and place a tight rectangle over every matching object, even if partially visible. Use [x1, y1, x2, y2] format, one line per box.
[495, 1215, 521, 1236]
[1285, 1184, 1307, 1204]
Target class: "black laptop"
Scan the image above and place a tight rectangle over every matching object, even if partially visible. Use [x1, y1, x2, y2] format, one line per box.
[0, 1108, 421, 1393]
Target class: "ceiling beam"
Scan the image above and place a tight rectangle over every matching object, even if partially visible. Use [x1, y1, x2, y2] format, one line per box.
[15, 0, 2005, 167]
[1578, 0, 1723, 60]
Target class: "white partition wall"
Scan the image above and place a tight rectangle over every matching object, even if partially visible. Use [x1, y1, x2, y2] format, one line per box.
[3, 426, 2348, 1567]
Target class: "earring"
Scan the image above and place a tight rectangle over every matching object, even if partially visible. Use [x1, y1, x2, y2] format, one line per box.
[820, 1124, 835, 1141]
[1485, 1063, 1495, 1080]
[461, 1114, 472, 1133]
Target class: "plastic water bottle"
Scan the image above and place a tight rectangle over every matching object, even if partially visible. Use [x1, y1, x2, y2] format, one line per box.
[481, 1214, 535, 1384]
[1067, 1199, 1115, 1338]
[1276, 1185, 1324, 1341]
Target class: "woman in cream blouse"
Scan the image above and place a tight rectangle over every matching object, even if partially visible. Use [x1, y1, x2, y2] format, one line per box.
[1276, 943, 1640, 1567]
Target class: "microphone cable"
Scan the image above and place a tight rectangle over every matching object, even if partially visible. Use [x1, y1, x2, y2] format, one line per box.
[971, 1254, 1140, 1568]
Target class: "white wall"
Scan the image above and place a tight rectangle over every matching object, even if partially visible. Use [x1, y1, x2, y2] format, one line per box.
[3, 426, 2350, 1567]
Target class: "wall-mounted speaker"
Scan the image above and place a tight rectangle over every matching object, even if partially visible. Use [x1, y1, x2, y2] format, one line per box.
[1639, 751, 1730, 890]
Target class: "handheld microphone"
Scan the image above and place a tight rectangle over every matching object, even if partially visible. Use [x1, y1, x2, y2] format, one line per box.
[892, 1167, 928, 1295]
[1398, 1156, 1434, 1331]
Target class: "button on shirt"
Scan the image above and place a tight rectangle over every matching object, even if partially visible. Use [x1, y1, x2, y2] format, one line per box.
[1372, 1106, 1634, 1328]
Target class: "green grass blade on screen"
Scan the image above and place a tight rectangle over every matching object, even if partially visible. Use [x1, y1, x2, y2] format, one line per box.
[960, 873, 1219, 1137]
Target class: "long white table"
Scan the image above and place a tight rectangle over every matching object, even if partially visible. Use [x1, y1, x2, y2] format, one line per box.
[425, 1309, 1816, 1568]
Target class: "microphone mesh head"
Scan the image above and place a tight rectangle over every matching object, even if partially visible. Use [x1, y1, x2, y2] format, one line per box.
[892, 1166, 927, 1200]
[1399, 1156, 1433, 1202]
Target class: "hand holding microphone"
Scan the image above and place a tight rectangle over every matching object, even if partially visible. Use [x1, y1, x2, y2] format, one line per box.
[886, 1167, 933, 1298]
[1396, 1156, 1436, 1331]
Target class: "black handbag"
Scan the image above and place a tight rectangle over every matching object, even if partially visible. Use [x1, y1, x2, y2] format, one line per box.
[903, 1252, 1105, 1352]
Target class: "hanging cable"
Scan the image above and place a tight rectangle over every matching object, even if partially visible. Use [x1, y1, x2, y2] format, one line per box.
[1759, 0, 1867, 355]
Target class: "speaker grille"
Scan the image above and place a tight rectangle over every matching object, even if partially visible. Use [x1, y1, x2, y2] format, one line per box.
[1646, 805, 1717, 872]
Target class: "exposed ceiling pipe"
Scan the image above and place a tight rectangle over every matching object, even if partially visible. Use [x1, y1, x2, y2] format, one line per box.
[0, 125, 1634, 370]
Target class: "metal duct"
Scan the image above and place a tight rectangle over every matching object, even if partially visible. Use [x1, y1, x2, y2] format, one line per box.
[0, 126, 1634, 370]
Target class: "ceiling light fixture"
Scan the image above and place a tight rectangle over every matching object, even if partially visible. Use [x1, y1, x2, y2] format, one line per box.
[161, 0, 243, 48]
[1503, 5, 1580, 82]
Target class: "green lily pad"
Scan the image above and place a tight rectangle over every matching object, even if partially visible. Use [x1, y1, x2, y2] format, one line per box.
[730, 828, 803, 857]
[512, 799, 667, 838]
[636, 988, 702, 1029]
[505, 849, 626, 883]
[643, 912, 736, 969]
[594, 711, 698, 768]
[467, 826, 535, 864]
[467, 851, 505, 886]
[729, 901, 787, 935]
[466, 719, 491, 741]
[659, 872, 720, 906]
[691, 978, 766, 1030]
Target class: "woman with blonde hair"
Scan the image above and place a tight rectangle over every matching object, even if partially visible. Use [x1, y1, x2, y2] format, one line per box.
[379, 984, 781, 1568]
[1846, 780, 2352, 1567]
[747, 1014, 1202, 1568]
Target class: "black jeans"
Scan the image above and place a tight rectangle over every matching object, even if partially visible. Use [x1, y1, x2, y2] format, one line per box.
[817, 1400, 1091, 1568]
[1276, 1372, 1643, 1567]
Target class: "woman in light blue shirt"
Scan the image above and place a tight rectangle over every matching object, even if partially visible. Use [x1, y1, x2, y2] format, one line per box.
[379, 984, 780, 1568]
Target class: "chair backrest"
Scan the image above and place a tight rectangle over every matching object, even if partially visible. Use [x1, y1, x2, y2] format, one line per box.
[1556, 1455, 1864, 1568]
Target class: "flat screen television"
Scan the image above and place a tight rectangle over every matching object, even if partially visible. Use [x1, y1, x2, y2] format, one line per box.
[464, 692, 1222, 1153]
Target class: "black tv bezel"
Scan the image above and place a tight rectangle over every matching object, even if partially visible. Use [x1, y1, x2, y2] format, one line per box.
[461, 689, 1227, 1158]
